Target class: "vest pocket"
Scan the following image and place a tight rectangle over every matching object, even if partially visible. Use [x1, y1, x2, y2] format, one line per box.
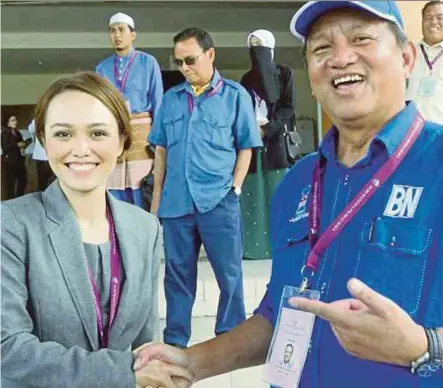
[355, 217, 433, 317]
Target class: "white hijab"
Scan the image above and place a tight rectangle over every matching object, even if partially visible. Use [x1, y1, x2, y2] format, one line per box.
[247, 29, 276, 49]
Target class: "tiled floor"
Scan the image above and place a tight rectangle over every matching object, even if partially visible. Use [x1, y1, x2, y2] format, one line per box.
[158, 259, 272, 388]
[158, 260, 272, 319]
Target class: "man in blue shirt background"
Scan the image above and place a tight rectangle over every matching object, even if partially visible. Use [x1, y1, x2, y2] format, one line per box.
[148, 27, 262, 349]
[27, 119, 54, 191]
[96, 12, 163, 208]
[135, 2, 443, 388]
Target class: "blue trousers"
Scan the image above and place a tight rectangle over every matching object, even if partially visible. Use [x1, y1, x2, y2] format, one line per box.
[109, 188, 144, 208]
[162, 191, 246, 347]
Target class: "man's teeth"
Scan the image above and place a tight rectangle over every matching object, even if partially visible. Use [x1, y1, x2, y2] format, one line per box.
[334, 75, 364, 87]
[69, 164, 96, 171]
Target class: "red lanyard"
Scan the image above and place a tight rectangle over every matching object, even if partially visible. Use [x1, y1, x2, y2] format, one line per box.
[113, 51, 137, 93]
[421, 44, 443, 72]
[86, 208, 122, 348]
[299, 113, 425, 291]
[187, 80, 224, 112]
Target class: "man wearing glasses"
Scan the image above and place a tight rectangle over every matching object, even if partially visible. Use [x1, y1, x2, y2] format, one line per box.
[407, 1, 443, 124]
[149, 27, 262, 349]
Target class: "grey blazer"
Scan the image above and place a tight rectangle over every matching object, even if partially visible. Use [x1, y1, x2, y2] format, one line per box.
[1, 181, 161, 388]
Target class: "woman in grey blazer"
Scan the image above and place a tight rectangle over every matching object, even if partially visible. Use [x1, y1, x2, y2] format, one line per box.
[1, 72, 192, 388]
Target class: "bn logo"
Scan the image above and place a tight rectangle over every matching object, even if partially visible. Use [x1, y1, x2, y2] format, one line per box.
[384, 185, 423, 218]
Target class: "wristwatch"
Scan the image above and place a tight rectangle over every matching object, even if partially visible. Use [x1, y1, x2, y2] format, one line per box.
[231, 186, 242, 196]
[411, 328, 443, 377]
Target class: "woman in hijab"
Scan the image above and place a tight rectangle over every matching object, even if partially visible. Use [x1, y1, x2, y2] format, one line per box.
[240, 29, 296, 260]
[1, 115, 29, 198]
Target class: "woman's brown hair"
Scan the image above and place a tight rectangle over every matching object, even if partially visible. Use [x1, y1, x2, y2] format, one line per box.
[34, 71, 132, 151]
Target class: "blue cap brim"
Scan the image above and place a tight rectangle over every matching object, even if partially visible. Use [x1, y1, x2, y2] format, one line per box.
[290, 1, 404, 42]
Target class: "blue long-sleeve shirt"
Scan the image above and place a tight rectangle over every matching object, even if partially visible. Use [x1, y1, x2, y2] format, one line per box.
[96, 49, 163, 117]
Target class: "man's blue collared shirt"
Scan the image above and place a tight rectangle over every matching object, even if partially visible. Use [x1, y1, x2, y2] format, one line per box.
[96, 49, 163, 115]
[148, 70, 263, 218]
[256, 102, 443, 388]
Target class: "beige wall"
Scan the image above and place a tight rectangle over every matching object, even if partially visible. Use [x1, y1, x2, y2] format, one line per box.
[398, 1, 427, 43]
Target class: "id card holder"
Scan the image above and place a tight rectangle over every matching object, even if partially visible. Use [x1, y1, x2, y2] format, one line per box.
[264, 285, 320, 388]
[418, 76, 437, 97]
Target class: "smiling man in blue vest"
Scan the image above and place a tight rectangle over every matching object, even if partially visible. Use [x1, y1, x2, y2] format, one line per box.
[134, 3, 443, 388]
[148, 27, 262, 351]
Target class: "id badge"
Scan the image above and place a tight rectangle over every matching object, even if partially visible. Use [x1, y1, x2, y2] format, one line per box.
[418, 76, 437, 97]
[264, 285, 320, 388]
[126, 99, 131, 113]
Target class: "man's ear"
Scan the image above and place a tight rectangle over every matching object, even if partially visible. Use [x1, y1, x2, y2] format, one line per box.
[208, 47, 216, 63]
[403, 41, 417, 80]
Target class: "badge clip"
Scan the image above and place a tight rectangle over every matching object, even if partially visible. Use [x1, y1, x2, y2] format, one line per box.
[299, 265, 314, 294]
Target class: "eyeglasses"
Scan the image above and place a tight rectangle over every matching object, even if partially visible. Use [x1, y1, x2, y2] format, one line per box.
[173, 52, 204, 67]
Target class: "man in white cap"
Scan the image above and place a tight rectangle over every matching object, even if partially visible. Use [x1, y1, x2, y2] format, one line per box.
[132, 2, 443, 388]
[406, 1, 443, 124]
[96, 12, 163, 208]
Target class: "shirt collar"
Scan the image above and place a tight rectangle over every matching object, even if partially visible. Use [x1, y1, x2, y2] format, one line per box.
[114, 47, 136, 61]
[176, 69, 222, 94]
[420, 39, 443, 49]
[319, 102, 420, 163]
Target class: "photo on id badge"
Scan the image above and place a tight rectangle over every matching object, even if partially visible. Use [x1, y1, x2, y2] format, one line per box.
[264, 286, 319, 388]
[418, 76, 437, 97]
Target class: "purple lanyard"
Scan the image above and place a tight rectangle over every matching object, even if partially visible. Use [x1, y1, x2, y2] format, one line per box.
[300, 113, 425, 290]
[421, 44, 443, 72]
[113, 51, 137, 93]
[87, 208, 122, 348]
[187, 80, 224, 112]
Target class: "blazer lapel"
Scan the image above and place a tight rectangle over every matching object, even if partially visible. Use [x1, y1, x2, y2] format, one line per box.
[107, 195, 145, 343]
[43, 182, 99, 350]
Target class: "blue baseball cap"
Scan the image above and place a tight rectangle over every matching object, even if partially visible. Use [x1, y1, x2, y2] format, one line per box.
[290, 1, 405, 42]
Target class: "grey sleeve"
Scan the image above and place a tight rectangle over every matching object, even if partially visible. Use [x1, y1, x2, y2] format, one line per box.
[132, 217, 161, 349]
[1, 204, 136, 388]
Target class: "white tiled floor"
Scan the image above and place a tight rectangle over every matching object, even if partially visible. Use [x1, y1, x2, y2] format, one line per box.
[158, 259, 273, 388]
[158, 260, 272, 319]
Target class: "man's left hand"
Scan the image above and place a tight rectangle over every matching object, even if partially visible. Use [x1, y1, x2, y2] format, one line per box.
[289, 278, 427, 367]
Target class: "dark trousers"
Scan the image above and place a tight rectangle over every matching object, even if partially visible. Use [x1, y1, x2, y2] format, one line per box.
[5, 161, 27, 199]
[162, 191, 246, 348]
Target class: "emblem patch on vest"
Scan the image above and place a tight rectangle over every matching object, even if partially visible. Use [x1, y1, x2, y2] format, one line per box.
[289, 185, 311, 223]
[384, 185, 423, 218]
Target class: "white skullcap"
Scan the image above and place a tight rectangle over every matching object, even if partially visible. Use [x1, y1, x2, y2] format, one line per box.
[247, 29, 276, 49]
[109, 12, 135, 29]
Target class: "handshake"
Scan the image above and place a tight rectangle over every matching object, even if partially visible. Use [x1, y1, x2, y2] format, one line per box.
[132, 343, 195, 388]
